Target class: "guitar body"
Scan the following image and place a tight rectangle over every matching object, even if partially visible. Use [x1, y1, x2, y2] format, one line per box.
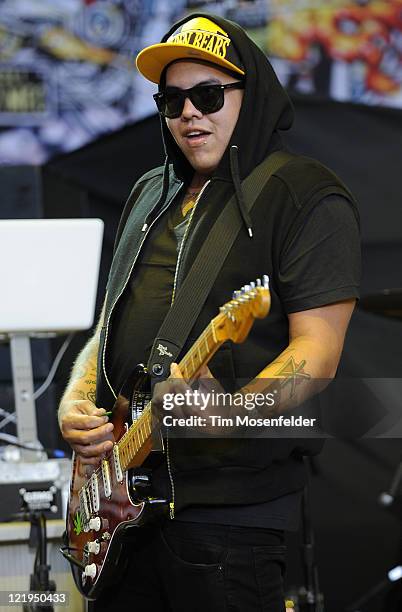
[62, 281, 270, 600]
[65, 365, 167, 599]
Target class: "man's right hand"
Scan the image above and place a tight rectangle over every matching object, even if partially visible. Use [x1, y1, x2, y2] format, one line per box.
[59, 400, 114, 465]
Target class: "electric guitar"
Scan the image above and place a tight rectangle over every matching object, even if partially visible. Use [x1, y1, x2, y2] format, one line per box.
[62, 279, 270, 599]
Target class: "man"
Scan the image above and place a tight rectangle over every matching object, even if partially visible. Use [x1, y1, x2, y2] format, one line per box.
[59, 13, 360, 612]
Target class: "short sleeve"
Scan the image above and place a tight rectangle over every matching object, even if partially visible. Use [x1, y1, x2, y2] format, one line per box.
[278, 194, 361, 313]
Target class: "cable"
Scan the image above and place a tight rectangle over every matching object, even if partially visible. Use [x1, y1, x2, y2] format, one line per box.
[0, 434, 66, 458]
[0, 334, 74, 430]
[0, 409, 17, 431]
[0, 334, 74, 456]
[33, 333, 75, 400]
[0, 332, 74, 427]
[0, 432, 44, 451]
[0, 432, 20, 445]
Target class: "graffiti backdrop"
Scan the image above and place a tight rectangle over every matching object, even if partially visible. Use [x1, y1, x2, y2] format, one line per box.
[1, 0, 401, 164]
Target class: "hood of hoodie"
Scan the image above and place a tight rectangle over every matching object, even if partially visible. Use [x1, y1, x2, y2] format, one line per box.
[158, 12, 294, 183]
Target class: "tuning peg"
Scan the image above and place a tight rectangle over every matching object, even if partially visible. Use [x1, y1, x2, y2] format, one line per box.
[263, 275, 269, 289]
[250, 281, 256, 288]
[256, 278, 261, 287]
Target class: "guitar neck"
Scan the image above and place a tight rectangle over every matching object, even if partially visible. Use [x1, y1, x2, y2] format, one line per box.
[177, 317, 224, 383]
[117, 316, 224, 471]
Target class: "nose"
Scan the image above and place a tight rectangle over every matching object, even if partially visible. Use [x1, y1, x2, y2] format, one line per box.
[181, 95, 203, 120]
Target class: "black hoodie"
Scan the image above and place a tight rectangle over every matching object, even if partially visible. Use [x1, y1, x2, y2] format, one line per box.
[97, 14, 360, 511]
[158, 12, 294, 185]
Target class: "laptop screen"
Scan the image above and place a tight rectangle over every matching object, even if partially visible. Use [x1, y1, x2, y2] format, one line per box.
[0, 218, 104, 333]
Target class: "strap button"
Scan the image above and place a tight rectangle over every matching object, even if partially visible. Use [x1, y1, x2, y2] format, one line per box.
[152, 363, 164, 376]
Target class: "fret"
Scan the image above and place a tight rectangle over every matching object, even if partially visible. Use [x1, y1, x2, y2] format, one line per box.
[210, 320, 217, 343]
[197, 343, 203, 366]
[204, 334, 209, 354]
[146, 416, 152, 435]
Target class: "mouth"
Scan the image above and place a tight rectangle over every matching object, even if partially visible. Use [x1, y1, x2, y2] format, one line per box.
[183, 130, 211, 147]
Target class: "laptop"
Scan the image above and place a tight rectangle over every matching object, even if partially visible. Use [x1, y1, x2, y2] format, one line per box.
[0, 218, 104, 333]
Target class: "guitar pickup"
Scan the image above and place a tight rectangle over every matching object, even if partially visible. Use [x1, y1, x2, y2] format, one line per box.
[112, 444, 123, 483]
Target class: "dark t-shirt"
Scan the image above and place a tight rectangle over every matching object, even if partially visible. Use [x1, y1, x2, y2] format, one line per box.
[107, 192, 360, 529]
[109, 194, 191, 390]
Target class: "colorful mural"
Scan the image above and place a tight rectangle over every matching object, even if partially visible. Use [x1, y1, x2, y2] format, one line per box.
[1, 0, 401, 164]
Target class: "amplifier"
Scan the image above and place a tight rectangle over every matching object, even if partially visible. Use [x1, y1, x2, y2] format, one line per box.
[0, 458, 71, 522]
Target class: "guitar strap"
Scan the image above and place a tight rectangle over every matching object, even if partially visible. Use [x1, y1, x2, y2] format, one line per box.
[147, 150, 294, 381]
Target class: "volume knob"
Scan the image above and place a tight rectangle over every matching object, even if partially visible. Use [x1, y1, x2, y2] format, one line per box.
[87, 540, 100, 555]
[88, 517, 101, 531]
[84, 563, 97, 579]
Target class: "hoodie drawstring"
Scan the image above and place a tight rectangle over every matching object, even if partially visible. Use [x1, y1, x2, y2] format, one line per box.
[229, 145, 254, 239]
[142, 156, 172, 231]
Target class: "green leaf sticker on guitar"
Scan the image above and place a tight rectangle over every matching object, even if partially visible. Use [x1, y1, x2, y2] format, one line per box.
[73, 511, 83, 535]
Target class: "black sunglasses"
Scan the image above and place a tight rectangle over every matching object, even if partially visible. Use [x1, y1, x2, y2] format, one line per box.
[153, 82, 244, 119]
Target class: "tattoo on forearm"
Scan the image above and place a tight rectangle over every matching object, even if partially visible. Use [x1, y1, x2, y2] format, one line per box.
[275, 356, 311, 398]
[73, 390, 86, 400]
[87, 390, 96, 404]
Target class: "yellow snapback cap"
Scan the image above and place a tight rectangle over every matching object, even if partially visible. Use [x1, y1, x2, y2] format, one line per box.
[136, 16, 245, 84]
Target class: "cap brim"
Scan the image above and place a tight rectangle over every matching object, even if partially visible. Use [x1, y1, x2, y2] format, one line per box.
[136, 42, 245, 84]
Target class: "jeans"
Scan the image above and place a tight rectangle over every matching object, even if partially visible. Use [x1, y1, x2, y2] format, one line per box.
[89, 520, 286, 612]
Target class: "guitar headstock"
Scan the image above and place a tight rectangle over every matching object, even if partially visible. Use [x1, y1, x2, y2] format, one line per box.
[214, 276, 271, 343]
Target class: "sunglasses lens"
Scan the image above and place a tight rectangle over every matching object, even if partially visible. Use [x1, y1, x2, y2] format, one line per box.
[157, 91, 182, 118]
[191, 86, 223, 114]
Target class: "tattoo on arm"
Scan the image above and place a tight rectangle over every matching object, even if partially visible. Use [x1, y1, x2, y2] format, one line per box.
[73, 390, 86, 400]
[87, 390, 96, 404]
[274, 356, 311, 398]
